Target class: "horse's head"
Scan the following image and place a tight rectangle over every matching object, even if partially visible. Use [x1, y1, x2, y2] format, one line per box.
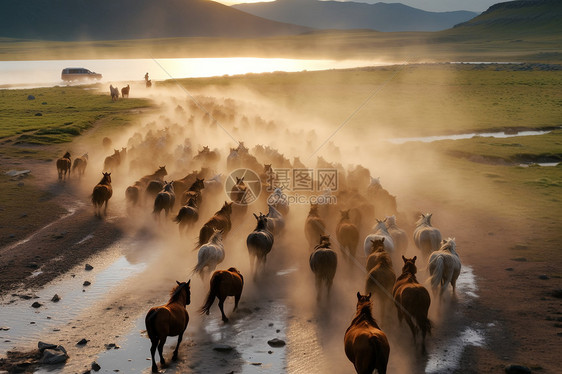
[102, 172, 112, 184]
[356, 292, 372, 306]
[370, 237, 385, 252]
[441, 238, 456, 252]
[157, 166, 167, 176]
[173, 280, 191, 305]
[416, 213, 432, 226]
[340, 209, 350, 219]
[63, 151, 71, 159]
[309, 204, 319, 215]
[318, 234, 331, 248]
[222, 201, 233, 214]
[401, 255, 417, 274]
[164, 181, 174, 192]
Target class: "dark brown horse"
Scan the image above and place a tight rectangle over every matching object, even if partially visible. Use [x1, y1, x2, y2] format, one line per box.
[56, 152, 71, 180]
[309, 235, 337, 302]
[92, 172, 112, 217]
[392, 255, 432, 354]
[180, 178, 205, 206]
[174, 196, 199, 234]
[121, 84, 130, 98]
[200, 267, 243, 323]
[145, 280, 191, 373]
[365, 239, 396, 321]
[344, 292, 390, 374]
[153, 181, 175, 219]
[246, 213, 274, 280]
[197, 202, 233, 247]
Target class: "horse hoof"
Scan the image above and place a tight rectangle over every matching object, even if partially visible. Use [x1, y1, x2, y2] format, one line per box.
[222, 318, 229, 323]
[152, 366, 159, 373]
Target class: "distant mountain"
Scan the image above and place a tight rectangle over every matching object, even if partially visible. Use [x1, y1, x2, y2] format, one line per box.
[233, 0, 478, 32]
[451, 0, 562, 35]
[0, 0, 310, 41]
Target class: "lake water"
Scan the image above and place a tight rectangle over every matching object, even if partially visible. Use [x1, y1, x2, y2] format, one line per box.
[387, 129, 555, 144]
[0, 58, 386, 88]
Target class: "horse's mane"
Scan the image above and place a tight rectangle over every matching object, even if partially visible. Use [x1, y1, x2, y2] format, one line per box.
[351, 300, 378, 327]
[169, 282, 189, 303]
[440, 238, 456, 252]
[254, 215, 268, 231]
[373, 220, 389, 234]
[373, 252, 393, 268]
[416, 213, 432, 226]
[314, 241, 331, 251]
[63, 152, 71, 159]
[385, 215, 397, 227]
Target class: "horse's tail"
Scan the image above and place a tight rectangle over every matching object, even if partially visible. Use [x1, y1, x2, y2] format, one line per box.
[145, 308, 159, 341]
[418, 313, 432, 337]
[370, 334, 389, 372]
[199, 272, 221, 315]
[429, 255, 444, 291]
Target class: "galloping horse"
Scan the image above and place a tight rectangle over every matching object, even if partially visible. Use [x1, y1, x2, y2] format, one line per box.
[145, 280, 191, 373]
[91, 172, 112, 217]
[336, 209, 360, 259]
[385, 215, 408, 255]
[392, 256, 431, 354]
[365, 239, 396, 321]
[153, 181, 175, 219]
[180, 178, 205, 207]
[200, 267, 244, 323]
[197, 202, 233, 248]
[72, 153, 88, 177]
[364, 219, 395, 257]
[309, 235, 338, 302]
[265, 204, 285, 235]
[56, 152, 71, 180]
[174, 196, 199, 234]
[193, 229, 225, 279]
[305, 204, 326, 250]
[246, 213, 274, 280]
[428, 238, 461, 298]
[344, 292, 390, 374]
[103, 149, 121, 171]
[413, 213, 442, 258]
[109, 85, 119, 101]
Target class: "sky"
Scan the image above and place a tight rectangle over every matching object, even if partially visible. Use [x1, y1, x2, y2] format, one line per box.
[218, 0, 506, 13]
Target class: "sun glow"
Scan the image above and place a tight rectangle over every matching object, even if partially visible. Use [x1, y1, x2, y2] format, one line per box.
[215, 0, 275, 6]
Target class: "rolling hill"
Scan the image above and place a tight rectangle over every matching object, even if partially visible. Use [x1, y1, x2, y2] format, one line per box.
[232, 0, 478, 32]
[0, 0, 311, 41]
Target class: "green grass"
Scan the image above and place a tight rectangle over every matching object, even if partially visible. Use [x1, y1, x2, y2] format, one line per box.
[0, 85, 151, 145]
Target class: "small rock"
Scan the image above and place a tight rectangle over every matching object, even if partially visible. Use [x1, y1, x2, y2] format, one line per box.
[26, 262, 39, 269]
[91, 361, 101, 371]
[0, 326, 10, 331]
[52, 233, 64, 239]
[35, 112, 42, 116]
[38, 341, 58, 352]
[52, 294, 61, 302]
[32, 301, 42, 308]
[213, 344, 234, 352]
[27, 95, 35, 100]
[85, 264, 94, 271]
[539, 274, 549, 280]
[77, 338, 88, 345]
[505, 364, 531, 374]
[104, 343, 117, 350]
[40, 347, 69, 364]
[267, 338, 286, 347]
[17, 182, 25, 187]
[42, 102, 48, 105]
[276, 329, 281, 333]
[268, 323, 274, 327]
[268, 350, 273, 354]
[83, 281, 91, 286]
[20, 213, 28, 218]
[250, 362, 262, 366]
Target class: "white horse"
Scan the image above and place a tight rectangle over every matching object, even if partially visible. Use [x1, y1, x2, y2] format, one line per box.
[265, 204, 285, 235]
[364, 219, 395, 257]
[268, 187, 289, 216]
[385, 215, 408, 255]
[413, 213, 442, 257]
[193, 229, 225, 279]
[428, 238, 461, 298]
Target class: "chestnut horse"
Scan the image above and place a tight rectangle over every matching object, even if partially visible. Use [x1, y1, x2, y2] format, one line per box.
[121, 84, 130, 98]
[200, 267, 244, 323]
[153, 181, 175, 219]
[344, 292, 390, 374]
[72, 153, 88, 178]
[336, 209, 360, 259]
[197, 202, 233, 248]
[392, 256, 431, 354]
[56, 152, 71, 180]
[145, 280, 191, 373]
[365, 239, 396, 321]
[91, 172, 112, 217]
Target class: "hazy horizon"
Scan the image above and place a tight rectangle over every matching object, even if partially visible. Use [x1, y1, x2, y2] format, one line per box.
[220, 0, 505, 13]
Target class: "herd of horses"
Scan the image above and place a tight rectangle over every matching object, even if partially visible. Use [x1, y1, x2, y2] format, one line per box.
[55, 138, 463, 373]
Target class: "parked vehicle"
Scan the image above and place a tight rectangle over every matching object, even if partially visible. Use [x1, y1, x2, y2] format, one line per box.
[61, 67, 102, 81]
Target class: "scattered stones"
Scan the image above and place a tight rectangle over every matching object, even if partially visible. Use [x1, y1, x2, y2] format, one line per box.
[267, 338, 286, 347]
[85, 264, 94, 271]
[77, 339, 88, 346]
[51, 294, 60, 302]
[268, 323, 274, 327]
[31, 301, 42, 308]
[40, 346, 68, 365]
[538, 274, 549, 280]
[83, 281, 91, 286]
[27, 95, 35, 100]
[104, 343, 120, 350]
[213, 344, 234, 352]
[505, 364, 531, 374]
[91, 361, 101, 371]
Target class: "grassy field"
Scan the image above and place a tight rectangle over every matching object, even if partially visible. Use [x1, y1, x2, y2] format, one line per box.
[0, 85, 151, 160]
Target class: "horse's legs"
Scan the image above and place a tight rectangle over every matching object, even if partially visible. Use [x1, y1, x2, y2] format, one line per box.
[173, 332, 183, 361]
[315, 276, 322, 302]
[218, 297, 229, 323]
[234, 292, 241, 311]
[158, 337, 167, 367]
[104, 200, 108, 216]
[405, 315, 417, 342]
[326, 278, 333, 301]
[150, 339, 159, 372]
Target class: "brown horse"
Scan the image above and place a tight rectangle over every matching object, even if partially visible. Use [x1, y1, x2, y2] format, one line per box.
[200, 267, 244, 323]
[392, 255, 432, 354]
[344, 292, 390, 374]
[145, 280, 191, 373]
[336, 209, 360, 259]
[103, 149, 121, 171]
[153, 181, 175, 219]
[305, 204, 326, 250]
[197, 202, 233, 247]
[365, 239, 396, 321]
[121, 84, 130, 98]
[180, 178, 205, 206]
[174, 196, 199, 234]
[56, 152, 71, 180]
[247, 213, 274, 280]
[91, 172, 113, 217]
[72, 153, 88, 177]
[309, 235, 337, 302]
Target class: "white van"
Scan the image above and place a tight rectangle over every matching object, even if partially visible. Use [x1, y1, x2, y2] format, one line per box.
[61, 68, 102, 81]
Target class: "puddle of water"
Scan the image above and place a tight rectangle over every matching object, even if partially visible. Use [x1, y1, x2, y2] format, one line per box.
[387, 129, 554, 144]
[456, 266, 479, 301]
[0, 250, 147, 354]
[276, 268, 297, 276]
[425, 326, 485, 374]
[76, 234, 94, 245]
[519, 162, 560, 167]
